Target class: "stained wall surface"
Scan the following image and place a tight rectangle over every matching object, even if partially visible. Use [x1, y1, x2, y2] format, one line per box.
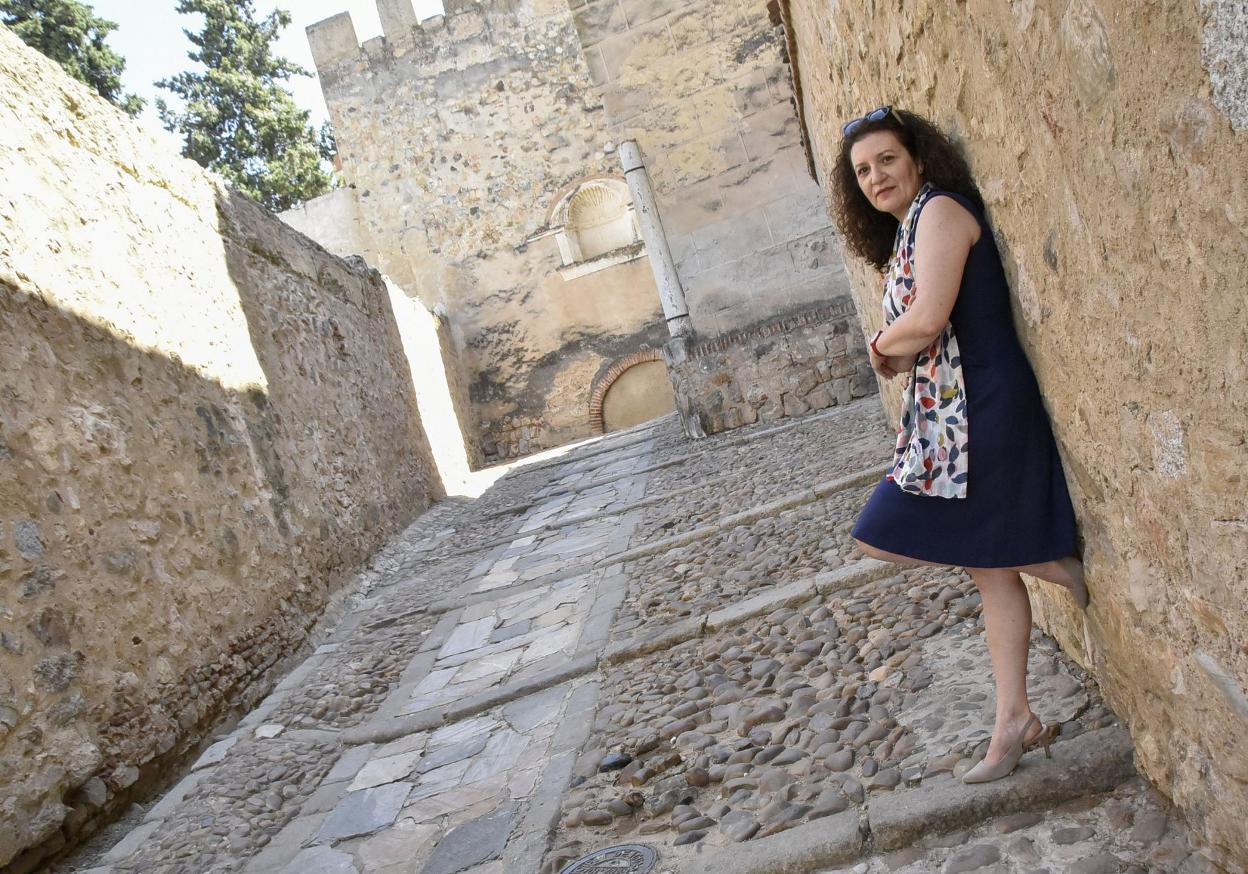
[570, 0, 853, 336]
[782, 0, 1248, 866]
[0, 27, 440, 867]
[297, 0, 668, 464]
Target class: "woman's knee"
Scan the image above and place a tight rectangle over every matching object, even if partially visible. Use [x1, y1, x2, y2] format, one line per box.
[853, 538, 890, 561]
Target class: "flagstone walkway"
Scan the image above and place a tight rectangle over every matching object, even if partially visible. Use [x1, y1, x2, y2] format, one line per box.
[54, 401, 1216, 874]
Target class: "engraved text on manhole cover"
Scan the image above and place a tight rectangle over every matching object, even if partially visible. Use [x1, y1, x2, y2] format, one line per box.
[559, 843, 659, 874]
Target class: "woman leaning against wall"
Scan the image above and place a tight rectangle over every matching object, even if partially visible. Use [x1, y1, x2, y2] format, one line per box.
[834, 107, 1088, 784]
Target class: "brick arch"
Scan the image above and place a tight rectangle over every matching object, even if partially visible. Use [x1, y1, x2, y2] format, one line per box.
[588, 348, 666, 435]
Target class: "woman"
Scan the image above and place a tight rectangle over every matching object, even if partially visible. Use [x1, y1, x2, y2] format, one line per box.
[834, 107, 1088, 784]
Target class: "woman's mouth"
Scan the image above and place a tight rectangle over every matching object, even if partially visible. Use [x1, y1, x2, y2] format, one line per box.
[875, 185, 895, 200]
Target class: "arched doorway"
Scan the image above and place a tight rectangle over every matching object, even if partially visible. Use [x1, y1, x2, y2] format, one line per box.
[589, 350, 677, 434]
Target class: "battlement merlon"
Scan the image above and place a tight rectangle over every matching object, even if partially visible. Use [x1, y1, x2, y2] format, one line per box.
[307, 12, 359, 71]
[377, 0, 418, 42]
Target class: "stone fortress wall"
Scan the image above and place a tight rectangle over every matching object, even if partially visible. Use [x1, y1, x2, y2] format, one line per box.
[0, 27, 442, 869]
[289, 0, 671, 464]
[781, 0, 1248, 867]
[290, 0, 871, 461]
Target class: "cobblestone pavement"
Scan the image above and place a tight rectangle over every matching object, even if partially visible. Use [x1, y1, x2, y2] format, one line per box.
[55, 401, 1218, 874]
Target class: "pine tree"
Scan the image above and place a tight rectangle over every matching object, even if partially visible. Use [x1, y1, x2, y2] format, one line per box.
[157, 0, 335, 213]
[1, 0, 143, 115]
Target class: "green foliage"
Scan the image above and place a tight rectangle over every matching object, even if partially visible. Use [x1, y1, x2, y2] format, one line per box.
[157, 0, 336, 213]
[1, 0, 143, 115]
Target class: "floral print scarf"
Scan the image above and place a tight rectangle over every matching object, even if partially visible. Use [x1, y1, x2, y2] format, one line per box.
[883, 184, 970, 499]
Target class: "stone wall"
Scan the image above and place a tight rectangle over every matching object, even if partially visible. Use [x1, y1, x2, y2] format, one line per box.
[298, 0, 667, 464]
[571, 0, 853, 335]
[0, 27, 440, 869]
[782, 0, 1248, 867]
[665, 297, 876, 437]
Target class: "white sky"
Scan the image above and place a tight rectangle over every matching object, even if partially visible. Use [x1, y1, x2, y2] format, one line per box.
[90, 0, 444, 139]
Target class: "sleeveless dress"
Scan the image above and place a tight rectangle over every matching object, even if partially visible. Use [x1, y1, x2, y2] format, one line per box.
[851, 190, 1077, 568]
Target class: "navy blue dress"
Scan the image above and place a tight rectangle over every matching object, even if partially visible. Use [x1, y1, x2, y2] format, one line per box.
[851, 191, 1077, 568]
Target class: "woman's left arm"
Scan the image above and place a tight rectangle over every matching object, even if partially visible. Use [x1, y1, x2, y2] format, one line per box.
[873, 197, 980, 357]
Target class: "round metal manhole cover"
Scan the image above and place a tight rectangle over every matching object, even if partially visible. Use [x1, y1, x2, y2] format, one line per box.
[559, 843, 659, 874]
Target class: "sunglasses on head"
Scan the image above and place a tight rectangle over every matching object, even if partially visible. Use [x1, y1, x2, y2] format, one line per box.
[841, 106, 903, 137]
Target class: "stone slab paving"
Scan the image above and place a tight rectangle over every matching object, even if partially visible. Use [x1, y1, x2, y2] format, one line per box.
[52, 400, 1220, 874]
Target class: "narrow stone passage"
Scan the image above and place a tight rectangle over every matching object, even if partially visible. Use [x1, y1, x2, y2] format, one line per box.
[55, 402, 1214, 874]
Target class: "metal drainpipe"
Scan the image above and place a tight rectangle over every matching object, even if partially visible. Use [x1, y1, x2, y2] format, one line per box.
[618, 140, 694, 338]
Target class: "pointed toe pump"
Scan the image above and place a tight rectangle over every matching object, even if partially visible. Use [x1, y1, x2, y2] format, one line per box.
[962, 715, 1058, 785]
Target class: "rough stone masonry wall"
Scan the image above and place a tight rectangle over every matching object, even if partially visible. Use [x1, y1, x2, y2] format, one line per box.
[665, 296, 877, 436]
[301, 0, 666, 464]
[782, 0, 1248, 867]
[0, 27, 440, 869]
[570, 0, 853, 336]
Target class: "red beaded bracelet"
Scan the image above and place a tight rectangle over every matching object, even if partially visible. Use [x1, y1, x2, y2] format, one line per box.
[869, 330, 884, 357]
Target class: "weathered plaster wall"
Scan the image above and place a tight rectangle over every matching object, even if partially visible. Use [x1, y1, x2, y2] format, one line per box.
[783, 0, 1248, 866]
[570, 0, 853, 335]
[302, 0, 667, 463]
[665, 298, 876, 437]
[0, 27, 440, 868]
[384, 280, 481, 493]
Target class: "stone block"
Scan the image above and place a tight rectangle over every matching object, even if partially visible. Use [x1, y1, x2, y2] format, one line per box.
[378, 0, 418, 42]
[665, 129, 749, 191]
[420, 803, 516, 874]
[763, 187, 832, 244]
[315, 783, 413, 843]
[688, 83, 742, 136]
[739, 100, 802, 162]
[572, 0, 629, 45]
[620, 0, 670, 29]
[692, 209, 773, 270]
[831, 377, 853, 406]
[717, 155, 803, 213]
[307, 12, 359, 70]
[281, 846, 357, 874]
[656, 177, 726, 236]
[806, 386, 833, 410]
[728, 66, 776, 116]
[668, 1, 745, 51]
[623, 101, 699, 154]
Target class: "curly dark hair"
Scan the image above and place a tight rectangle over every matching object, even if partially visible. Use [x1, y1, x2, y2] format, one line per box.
[832, 109, 984, 271]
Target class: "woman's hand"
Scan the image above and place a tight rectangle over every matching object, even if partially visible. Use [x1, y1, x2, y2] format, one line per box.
[869, 345, 916, 380]
[885, 353, 916, 380]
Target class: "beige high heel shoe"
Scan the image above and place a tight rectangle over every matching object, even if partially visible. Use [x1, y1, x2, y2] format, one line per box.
[961, 715, 1059, 784]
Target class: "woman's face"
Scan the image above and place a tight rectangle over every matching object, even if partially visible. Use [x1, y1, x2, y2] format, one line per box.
[849, 130, 924, 220]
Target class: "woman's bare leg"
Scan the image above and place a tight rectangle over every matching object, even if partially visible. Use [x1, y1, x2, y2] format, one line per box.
[967, 567, 1040, 765]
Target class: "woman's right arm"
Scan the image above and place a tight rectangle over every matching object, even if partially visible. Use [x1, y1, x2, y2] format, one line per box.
[872, 197, 980, 357]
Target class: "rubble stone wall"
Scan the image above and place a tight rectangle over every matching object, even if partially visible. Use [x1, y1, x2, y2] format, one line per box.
[570, 0, 853, 336]
[0, 28, 440, 867]
[782, 0, 1248, 866]
[301, 0, 666, 464]
[665, 297, 877, 437]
